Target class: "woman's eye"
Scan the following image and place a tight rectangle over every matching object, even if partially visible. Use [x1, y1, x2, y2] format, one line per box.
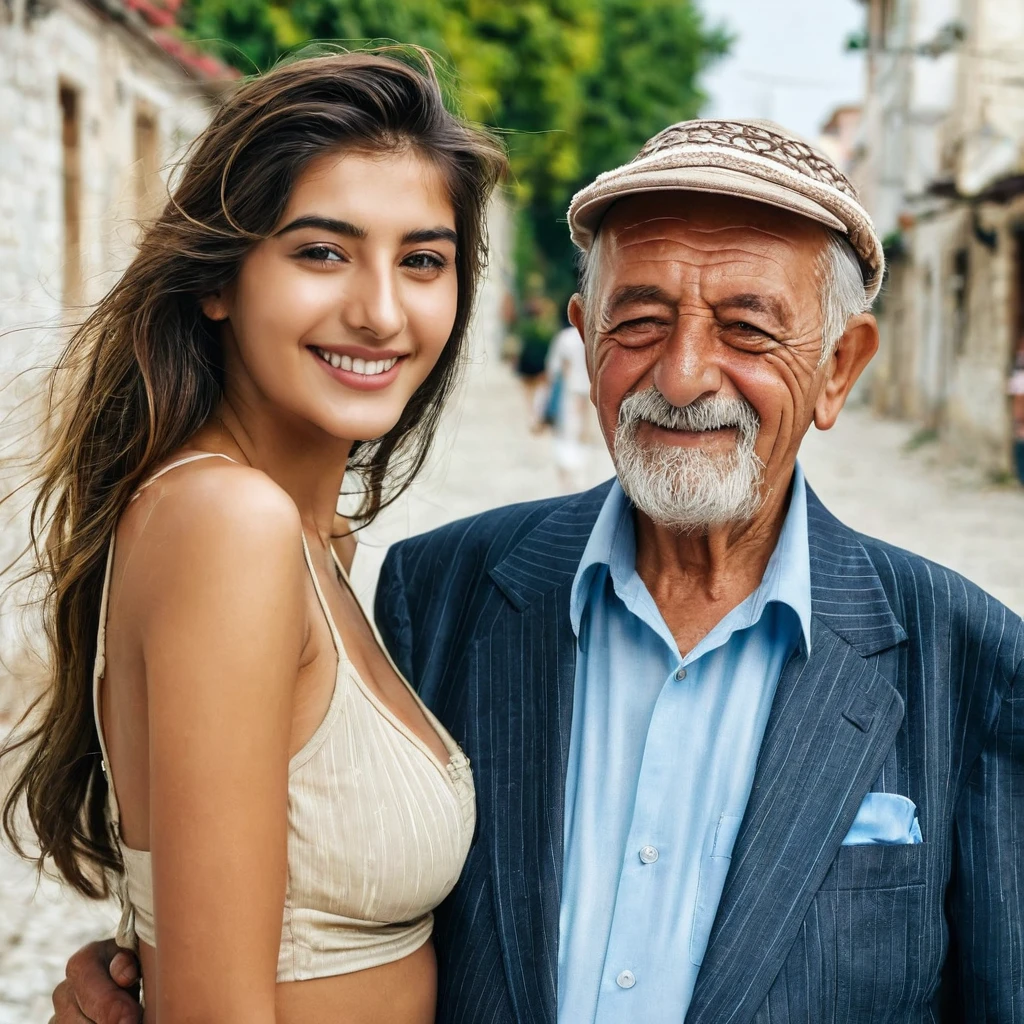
[300, 245, 343, 264]
[403, 252, 448, 272]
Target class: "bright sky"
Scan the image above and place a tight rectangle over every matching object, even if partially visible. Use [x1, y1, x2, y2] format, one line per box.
[698, 0, 867, 141]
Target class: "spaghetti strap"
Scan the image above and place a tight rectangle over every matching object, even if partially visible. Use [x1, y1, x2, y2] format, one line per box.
[96, 451, 240, 819]
[300, 535, 344, 656]
[92, 536, 119, 825]
[93, 449, 242, 953]
[129, 452, 238, 503]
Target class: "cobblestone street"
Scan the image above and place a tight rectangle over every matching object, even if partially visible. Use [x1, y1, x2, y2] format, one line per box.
[2, 355, 1023, 1019]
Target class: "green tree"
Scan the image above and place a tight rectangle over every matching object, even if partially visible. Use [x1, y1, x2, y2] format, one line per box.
[542, 0, 731, 299]
[179, 0, 729, 306]
[180, 0, 447, 72]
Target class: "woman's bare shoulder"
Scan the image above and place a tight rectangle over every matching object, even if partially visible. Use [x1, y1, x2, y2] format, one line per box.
[125, 457, 300, 543]
[118, 457, 305, 609]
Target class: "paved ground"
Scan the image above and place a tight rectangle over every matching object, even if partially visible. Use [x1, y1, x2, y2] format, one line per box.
[2, 353, 1022, 1019]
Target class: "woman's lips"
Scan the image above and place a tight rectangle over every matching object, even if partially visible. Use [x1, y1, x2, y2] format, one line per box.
[310, 346, 406, 391]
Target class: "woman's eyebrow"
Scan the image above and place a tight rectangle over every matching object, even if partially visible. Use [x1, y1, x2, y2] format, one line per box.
[401, 227, 458, 246]
[273, 218, 456, 248]
[274, 215, 366, 238]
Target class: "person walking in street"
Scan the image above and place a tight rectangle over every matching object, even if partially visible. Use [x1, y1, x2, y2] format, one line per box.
[515, 279, 560, 419]
[542, 321, 591, 491]
[53, 121, 1023, 1023]
[2, 50, 504, 1024]
[1010, 346, 1024, 484]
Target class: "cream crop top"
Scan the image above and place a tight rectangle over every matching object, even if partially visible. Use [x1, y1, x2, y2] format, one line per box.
[91, 454, 475, 982]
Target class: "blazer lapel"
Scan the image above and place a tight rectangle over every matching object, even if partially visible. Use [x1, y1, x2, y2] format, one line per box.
[686, 491, 909, 1024]
[480, 483, 610, 1024]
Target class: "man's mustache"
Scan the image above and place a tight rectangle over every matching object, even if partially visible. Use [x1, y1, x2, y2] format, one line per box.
[617, 389, 761, 438]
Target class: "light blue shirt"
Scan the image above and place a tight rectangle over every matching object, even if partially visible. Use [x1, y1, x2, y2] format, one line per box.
[557, 466, 813, 1024]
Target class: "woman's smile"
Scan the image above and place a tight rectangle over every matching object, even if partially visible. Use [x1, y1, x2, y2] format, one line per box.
[310, 344, 408, 391]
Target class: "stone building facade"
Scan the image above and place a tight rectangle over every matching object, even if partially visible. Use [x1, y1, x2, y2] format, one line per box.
[854, 0, 1024, 478]
[0, 0, 226, 697]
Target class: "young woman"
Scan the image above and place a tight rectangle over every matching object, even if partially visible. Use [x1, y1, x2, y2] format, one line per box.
[1, 51, 505, 1023]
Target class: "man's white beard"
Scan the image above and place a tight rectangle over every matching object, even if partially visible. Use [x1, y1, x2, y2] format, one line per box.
[612, 388, 765, 532]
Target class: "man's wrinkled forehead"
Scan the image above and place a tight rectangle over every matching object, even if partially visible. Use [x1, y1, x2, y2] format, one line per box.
[609, 214, 802, 256]
[598, 193, 826, 266]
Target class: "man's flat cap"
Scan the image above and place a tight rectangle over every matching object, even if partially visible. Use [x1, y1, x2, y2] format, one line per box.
[567, 118, 885, 302]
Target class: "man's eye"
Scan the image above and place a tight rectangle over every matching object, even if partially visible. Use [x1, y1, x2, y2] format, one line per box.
[726, 321, 776, 342]
[300, 245, 342, 263]
[618, 317, 662, 330]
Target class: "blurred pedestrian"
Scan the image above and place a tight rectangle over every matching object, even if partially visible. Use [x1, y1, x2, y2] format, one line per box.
[544, 321, 590, 489]
[1010, 346, 1024, 484]
[514, 276, 559, 412]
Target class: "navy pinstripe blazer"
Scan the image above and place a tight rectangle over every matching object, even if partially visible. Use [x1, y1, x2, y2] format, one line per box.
[374, 481, 1024, 1024]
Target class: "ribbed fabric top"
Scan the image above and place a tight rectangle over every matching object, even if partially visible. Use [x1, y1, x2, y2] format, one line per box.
[92, 454, 476, 983]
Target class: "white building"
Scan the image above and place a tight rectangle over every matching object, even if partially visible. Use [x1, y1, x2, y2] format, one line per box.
[817, 104, 862, 176]
[0, 0, 225, 699]
[854, 0, 1024, 477]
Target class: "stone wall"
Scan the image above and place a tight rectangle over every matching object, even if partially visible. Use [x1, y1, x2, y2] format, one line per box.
[944, 199, 1022, 472]
[0, 1, 216, 709]
[856, 0, 1024, 478]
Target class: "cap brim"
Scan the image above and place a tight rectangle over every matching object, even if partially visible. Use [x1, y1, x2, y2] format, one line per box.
[570, 165, 846, 246]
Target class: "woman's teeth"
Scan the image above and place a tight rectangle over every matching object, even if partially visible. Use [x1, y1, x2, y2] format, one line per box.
[313, 348, 399, 375]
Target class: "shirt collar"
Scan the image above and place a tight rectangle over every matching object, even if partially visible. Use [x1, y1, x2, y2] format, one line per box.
[569, 464, 813, 654]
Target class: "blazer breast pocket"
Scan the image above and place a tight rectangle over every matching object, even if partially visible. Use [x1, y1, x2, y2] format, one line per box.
[819, 841, 928, 891]
[814, 844, 932, 1020]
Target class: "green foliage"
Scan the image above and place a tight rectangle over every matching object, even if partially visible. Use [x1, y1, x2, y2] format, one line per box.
[538, 0, 731, 300]
[180, 0, 448, 72]
[580, 0, 730, 182]
[179, 0, 729, 306]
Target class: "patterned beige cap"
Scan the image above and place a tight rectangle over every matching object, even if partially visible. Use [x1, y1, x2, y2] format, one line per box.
[567, 118, 885, 302]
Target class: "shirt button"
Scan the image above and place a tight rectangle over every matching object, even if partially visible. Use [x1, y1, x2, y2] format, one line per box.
[616, 969, 636, 989]
[639, 845, 659, 864]
[675, 667, 687, 681]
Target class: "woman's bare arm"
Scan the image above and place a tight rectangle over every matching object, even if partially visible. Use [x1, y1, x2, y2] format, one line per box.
[134, 468, 306, 1023]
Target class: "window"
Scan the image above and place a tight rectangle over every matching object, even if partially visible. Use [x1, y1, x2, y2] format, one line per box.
[60, 83, 82, 307]
[951, 247, 969, 358]
[134, 106, 161, 224]
[1010, 227, 1024, 376]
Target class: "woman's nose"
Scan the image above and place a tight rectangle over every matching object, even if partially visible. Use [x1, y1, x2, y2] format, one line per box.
[341, 262, 406, 340]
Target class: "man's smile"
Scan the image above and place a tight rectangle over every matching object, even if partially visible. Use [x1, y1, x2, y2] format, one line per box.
[641, 422, 740, 448]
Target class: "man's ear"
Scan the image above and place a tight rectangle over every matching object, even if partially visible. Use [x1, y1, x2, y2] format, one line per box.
[567, 292, 597, 389]
[568, 293, 586, 338]
[200, 291, 230, 322]
[813, 313, 879, 431]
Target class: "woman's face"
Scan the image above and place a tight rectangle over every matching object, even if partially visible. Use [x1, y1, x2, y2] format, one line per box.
[205, 147, 459, 443]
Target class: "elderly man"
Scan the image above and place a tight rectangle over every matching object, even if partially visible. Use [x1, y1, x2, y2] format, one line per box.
[54, 120, 1023, 1024]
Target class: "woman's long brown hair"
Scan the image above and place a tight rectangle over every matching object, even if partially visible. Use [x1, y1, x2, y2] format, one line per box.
[1, 49, 506, 898]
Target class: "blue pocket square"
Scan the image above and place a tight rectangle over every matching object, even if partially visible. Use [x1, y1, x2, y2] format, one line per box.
[842, 792, 923, 845]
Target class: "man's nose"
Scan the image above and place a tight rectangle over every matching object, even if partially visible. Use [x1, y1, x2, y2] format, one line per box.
[341, 260, 406, 340]
[653, 314, 724, 407]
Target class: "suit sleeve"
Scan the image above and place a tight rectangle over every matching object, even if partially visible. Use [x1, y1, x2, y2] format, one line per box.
[948, 657, 1024, 1021]
[374, 542, 415, 687]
